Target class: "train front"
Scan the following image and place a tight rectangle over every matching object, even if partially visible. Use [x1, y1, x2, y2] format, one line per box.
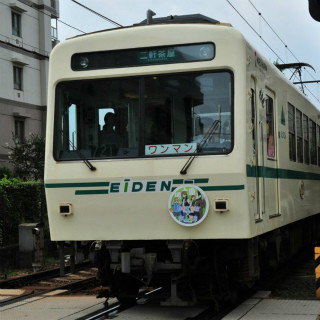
[45, 19, 250, 303]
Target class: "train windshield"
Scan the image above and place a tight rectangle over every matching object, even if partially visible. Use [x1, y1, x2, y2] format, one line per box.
[54, 71, 233, 160]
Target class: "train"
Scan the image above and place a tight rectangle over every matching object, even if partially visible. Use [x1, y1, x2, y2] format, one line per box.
[44, 14, 320, 304]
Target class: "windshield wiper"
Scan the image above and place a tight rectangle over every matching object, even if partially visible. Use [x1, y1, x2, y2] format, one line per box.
[78, 154, 97, 171]
[60, 130, 97, 171]
[180, 119, 220, 175]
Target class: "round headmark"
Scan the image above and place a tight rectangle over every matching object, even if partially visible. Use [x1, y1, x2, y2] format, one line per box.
[168, 184, 209, 227]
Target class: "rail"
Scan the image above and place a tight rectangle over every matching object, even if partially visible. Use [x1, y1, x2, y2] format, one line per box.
[76, 287, 163, 320]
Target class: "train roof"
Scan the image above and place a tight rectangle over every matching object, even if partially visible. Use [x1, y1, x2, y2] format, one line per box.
[135, 13, 220, 25]
[66, 14, 231, 41]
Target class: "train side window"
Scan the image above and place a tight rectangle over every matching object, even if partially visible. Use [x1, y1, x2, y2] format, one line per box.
[310, 120, 317, 165]
[296, 109, 303, 163]
[250, 88, 255, 142]
[303, 114, 310, 164]
[288, 103, 296, 162]
[317, 125, 320, 166]
[266, 95, 275, 158]
[56, 95, 78, 154]
[68, 104, 77, 150]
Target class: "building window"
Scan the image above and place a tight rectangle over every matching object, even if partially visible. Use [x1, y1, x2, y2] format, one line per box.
[12, 12, 21, 37]
[13, 66, 23, 90]
[15, 119, 25, 143]
[288, 103, 296, 162]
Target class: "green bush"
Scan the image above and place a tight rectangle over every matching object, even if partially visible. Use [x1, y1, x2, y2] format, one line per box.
[0, 178, 47, 246]
[0, 167, 16, 179]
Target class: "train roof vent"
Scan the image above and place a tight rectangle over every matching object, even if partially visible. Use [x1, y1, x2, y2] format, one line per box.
[135, 11, 220, 26]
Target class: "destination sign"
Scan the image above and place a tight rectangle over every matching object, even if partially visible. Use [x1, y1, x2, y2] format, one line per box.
[138, 43, 214, 64]
[72, 43, 215, 71]
[139, 48, 176, 63]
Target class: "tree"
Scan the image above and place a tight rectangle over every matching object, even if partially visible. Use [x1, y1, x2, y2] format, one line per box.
[5, 134, 45, 181]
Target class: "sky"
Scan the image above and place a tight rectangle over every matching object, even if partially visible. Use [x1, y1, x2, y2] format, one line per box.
[56, 0, 320, 109]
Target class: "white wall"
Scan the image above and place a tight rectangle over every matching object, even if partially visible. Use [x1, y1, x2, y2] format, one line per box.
[0, 0, 59, 163]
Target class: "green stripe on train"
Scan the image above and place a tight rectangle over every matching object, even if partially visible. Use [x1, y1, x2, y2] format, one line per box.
[172, 178, 209, 184]
[202, 185, 244, 191]
[171, 185, 244, 192]
[246, 165, 320, 180]
[45, 182, 110, 188]
[75, 190, 109, 195]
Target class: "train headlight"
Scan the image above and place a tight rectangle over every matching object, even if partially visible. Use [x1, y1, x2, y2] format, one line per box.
[79, 56, 89, 69]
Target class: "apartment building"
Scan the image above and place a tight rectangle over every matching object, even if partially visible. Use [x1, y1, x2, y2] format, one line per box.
[0, 0, 59, 166]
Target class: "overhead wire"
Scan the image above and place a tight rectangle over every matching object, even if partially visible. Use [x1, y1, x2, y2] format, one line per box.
[225, 0, 285, 64]
[57, 19, 85, 34]
[248, 0, 299, 62]
[70, 0, 123, 28]
[225, 0, 320, 104]
[248, 0, 319, 103]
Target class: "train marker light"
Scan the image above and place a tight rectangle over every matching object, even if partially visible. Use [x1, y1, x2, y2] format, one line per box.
[59, 203, 73, 216]
[214, 199, 229, 213]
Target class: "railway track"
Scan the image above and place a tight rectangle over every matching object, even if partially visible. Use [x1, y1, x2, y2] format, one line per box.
[76, 286, 258, 320]
[0, 263, 98, 307]
[0, 261, 92, 288]
[80, 245, 316, 320]
[69, 275, 262, 320]
[75, 287, 163, 320]
[1, 246, 316, 319]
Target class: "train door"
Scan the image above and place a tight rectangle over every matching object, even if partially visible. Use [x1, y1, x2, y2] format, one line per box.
[251, 81, 279, 220]
[263, 89, 279, 217]
[250, 77, 261, 221]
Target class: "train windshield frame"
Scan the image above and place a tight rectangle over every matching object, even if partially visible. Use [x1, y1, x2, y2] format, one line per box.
[53, 70, 234, 161]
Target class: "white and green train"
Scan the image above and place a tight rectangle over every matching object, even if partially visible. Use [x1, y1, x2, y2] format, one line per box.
[45, 14, 320, 303]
